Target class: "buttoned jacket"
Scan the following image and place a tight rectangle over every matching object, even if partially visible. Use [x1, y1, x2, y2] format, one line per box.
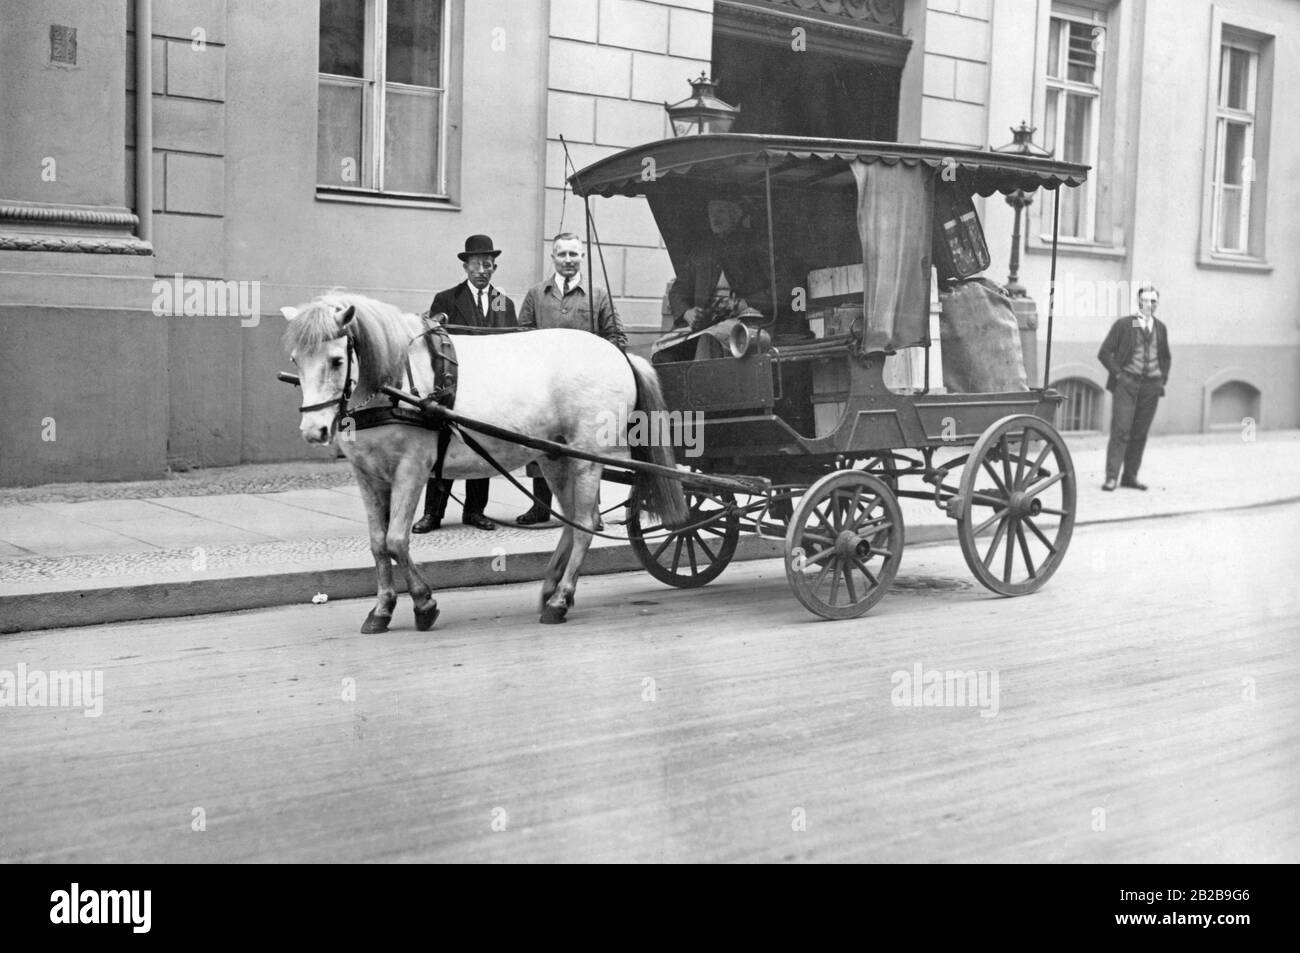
[518, 276, 626, 350]
[1098, 314, 1171, 395]
[430, 281, 518, 335]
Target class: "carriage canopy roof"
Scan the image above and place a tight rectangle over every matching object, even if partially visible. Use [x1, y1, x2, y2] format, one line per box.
[568, 134, 1090, 199]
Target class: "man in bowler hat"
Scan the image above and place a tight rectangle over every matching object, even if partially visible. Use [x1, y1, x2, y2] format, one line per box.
[413, 234, 518, 532]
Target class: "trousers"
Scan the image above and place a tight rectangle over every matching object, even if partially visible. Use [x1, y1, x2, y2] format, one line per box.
[423, 477, 489, 518]
[1106, 374, 1162, 481]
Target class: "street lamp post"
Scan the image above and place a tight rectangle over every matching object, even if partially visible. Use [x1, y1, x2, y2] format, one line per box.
[1004, 188, 1032, 297]
[993, 122, 1052, 298]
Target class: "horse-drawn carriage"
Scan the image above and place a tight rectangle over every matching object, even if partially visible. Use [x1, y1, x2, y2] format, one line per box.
[569, 134, 1089, 620]
[281, 133, 1089, 630]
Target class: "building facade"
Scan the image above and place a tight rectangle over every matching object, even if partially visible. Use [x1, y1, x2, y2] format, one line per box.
[1, 0, 1295, 485]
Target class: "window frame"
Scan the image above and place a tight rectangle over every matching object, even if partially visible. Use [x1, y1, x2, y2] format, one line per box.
[1027, 0, 1126, 262]
[316, 0, 456, 203]
[1209, 44, 1256, 253]
[1197, 7, 1275, 272]
[1040, 9, 1104, 243]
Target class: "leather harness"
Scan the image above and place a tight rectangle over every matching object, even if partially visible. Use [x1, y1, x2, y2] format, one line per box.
[294, 316, 461, 473]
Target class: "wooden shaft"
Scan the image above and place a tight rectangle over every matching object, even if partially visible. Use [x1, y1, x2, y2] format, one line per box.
[378, 385, 769, 495]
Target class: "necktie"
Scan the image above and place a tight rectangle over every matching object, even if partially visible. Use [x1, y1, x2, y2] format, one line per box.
[477, 290, 487, 320]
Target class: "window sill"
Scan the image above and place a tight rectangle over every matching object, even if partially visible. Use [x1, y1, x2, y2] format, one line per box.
[1026, 239, 1128, 260]
[315, 188, 460, 211]
[1196, 252, 1272, 273]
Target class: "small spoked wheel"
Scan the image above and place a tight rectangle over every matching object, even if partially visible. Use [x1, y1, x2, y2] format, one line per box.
[784, 471, 904, 620]
[956, 414, 1076, 596]
[629, 489, 739, 588]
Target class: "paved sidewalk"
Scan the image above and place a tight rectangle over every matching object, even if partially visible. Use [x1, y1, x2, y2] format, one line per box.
[2, 430, 1298, 632]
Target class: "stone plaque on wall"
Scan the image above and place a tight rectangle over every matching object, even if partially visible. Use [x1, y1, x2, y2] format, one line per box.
[50, 25, 78, 66]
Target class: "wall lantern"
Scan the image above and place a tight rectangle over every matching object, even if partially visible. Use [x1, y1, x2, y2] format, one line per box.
[665, 73, 740, 136]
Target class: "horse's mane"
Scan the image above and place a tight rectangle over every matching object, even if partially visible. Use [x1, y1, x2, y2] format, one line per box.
[282, 292, 418, 393]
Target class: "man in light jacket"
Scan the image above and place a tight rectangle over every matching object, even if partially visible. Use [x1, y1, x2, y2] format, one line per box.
[514, 233, 626, 525]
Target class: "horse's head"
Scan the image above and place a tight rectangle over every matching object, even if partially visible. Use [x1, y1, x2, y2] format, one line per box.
[282, 299, 359, 445]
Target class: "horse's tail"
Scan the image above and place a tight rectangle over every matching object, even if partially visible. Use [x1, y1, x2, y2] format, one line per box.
[627, 354, 690, 529]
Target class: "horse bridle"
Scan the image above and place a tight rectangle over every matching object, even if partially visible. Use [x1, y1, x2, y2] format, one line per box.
[294, 331, 356, 428]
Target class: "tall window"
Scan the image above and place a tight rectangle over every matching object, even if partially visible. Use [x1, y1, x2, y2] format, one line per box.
[1211, 42, 1257, 253]
[1042, 10, 1103, 241]
[318, 0, 447, 196]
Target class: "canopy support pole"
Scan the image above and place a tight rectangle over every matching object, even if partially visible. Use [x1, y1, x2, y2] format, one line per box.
[585, 196, 596, 334]
[1042, 188, 1060, 390]
[763, 156, 779, 332]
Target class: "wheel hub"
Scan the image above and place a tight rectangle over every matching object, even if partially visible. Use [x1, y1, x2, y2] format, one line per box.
[835, 530, 872, 561]
[1006, 491, 1042, 518]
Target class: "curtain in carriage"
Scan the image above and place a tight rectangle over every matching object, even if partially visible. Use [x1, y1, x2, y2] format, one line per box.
[850, 160, 933, 354]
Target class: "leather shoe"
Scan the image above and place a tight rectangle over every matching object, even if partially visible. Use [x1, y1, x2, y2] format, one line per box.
[463, 512, 497, 531]
[1120, 479, 1148, 491]
[1102, 479, 1117, 492]
[412, 514, 441, 533]
[515, 505, 551, 526]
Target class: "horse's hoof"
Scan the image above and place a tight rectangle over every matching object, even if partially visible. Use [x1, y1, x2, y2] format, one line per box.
[361, 610, 391, 634]
[539, 604, 568, 625]
[414, 603, 440, 631]
[565, 592, 574, 607]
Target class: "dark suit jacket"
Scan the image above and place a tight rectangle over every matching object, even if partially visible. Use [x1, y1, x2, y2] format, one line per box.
[667, 229, 775, 326]
[1098, 315, 1171, 395]
[430, 281, 517, 334]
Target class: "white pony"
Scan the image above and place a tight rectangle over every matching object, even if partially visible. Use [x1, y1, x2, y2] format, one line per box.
[282, 292, 687, 631]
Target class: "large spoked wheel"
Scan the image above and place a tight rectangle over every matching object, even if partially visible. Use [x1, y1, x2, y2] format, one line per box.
[628, 489, 740, 588]
[956, 414, 1076, 596]
[784, 471, 904, 620]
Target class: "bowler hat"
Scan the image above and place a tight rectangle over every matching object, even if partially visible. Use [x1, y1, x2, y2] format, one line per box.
[457, 234, 502, 260]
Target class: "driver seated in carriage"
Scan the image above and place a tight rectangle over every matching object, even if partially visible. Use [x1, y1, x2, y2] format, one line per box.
[653, 195, 809, 362]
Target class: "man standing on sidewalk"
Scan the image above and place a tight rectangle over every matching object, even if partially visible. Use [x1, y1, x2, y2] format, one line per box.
[413, 235, 518, 533]
[1097, 285, 1171, 492]
[514, 232, 626, 526]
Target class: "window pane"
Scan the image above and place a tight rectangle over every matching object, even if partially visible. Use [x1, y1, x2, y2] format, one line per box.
[1218, 185, 1243, 250]
[1062, 95, 1093, 237]
[1047, 19, 1063, 79]
[1063, 92, 1091, 163]
[384, 86, 440, 193]
[1058, 178, 1083, 238]
[320, 0, 365, 77]
[318, 81, 364, 186]
[1043, 88, 1059, 153]
[1066, 21, 1098, 83]
[386, 0, 442, 88]
[1222, 46, 1251, 110]
[1221, 121, 1246, 185]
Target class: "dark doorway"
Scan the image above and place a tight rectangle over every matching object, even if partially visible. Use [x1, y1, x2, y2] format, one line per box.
[712, 34, 899, 140]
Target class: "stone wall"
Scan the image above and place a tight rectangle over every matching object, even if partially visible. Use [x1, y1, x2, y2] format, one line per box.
[545, 0, 713, 351]
[920, 0, 990, 148]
